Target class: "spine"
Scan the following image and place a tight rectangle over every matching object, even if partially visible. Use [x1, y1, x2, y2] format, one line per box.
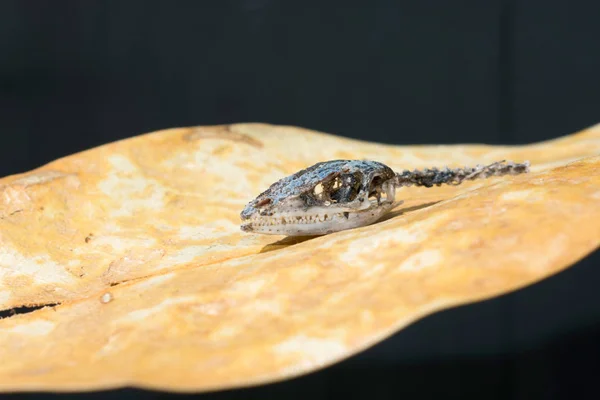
[394, 160, 530, 188]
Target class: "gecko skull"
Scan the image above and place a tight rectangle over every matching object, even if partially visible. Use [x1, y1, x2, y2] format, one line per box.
[240, 160, 400, 236]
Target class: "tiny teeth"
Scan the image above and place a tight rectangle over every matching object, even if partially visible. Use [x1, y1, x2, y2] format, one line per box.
[250, 212, 348, 227]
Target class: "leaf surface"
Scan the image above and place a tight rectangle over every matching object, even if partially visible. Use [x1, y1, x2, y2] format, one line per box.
[1, 123, 599, 392]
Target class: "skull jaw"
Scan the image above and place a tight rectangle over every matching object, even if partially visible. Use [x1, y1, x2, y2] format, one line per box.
[240, 201, 398, 236]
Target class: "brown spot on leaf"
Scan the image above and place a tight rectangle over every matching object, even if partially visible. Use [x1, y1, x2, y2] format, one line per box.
[183, 125, 263, 148]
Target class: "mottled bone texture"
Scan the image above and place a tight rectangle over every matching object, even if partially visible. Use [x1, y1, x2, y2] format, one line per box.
[0, 123, 599, 393]
[241, 160, 395, 219]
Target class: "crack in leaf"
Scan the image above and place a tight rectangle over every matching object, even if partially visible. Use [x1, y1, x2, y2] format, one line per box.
[0, 302, 60, 320]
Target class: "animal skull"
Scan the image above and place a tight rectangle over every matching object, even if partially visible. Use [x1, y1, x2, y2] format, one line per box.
[240, 160, 400, 235]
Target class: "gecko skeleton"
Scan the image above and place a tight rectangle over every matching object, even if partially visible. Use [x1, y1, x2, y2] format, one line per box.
[240, 159, 530, 236]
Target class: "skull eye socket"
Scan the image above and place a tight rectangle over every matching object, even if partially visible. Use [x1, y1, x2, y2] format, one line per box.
[369, 176, 383, 197]
[368, 175, 392, 202]
[329, 172, 362, 203]
[370, 176, 383, 188]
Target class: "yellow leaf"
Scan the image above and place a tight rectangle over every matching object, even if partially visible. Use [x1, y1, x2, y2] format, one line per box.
[0, 123, 599, 392]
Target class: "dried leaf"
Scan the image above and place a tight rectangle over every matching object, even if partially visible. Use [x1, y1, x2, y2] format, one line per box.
[0, 123, 599, 392]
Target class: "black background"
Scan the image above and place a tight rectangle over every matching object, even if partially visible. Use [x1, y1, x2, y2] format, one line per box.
[1, 1, 600, 399]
